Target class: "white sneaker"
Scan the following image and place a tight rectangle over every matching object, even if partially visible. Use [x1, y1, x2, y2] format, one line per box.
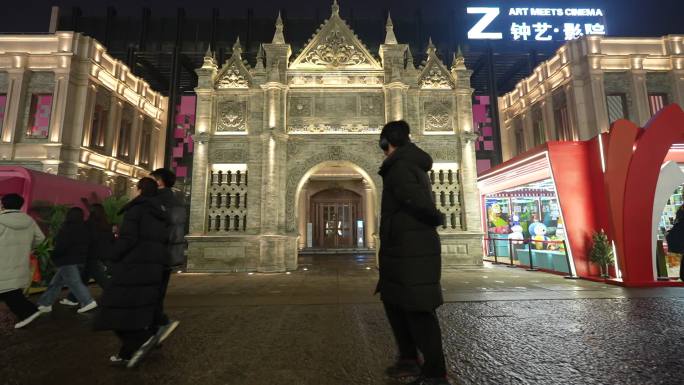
[14, 311, 43, 329]
[37, 305, 52, 313]
[77, 301, 98, 313]
[59, 298, 79, 306]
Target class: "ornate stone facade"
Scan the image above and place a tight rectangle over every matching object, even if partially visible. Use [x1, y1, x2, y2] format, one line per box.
[187, 2, 483, 272]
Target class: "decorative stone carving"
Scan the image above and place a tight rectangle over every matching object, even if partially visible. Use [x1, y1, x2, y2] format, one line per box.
[360, 95, 383, 115]
[420, 67, 453, 89]
[424, 100, 452, 131]
[217, 64, 249, 89]
[460, 131, 480, 143]
[289, 97, 313, 117]
[288, 123, 379, 134]
[429, 166, 462, 231]
[211, 148, 248, 162]
[217, 101, 246, 131]
[302, 29, 368, 67]
[206, 165, 249, 233]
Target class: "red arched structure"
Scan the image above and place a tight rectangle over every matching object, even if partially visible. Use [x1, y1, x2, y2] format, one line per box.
[605, 104, 684, 285]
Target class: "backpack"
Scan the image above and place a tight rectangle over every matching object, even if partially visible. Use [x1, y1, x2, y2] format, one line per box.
[666, 221, 684, 253]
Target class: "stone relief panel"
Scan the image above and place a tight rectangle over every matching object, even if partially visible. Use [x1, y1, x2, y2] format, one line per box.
[424, 99, 453, 132]
[216, 64, 249, 89]
[217, 101, 247, 132]
[302, 29, 368, 67]
[210, 147, 248, 162]
[287, 92, 384, 134]
[420, 66, 453, 89]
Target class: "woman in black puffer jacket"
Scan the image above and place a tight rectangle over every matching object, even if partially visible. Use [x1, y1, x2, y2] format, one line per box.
[94, 177, 169, 368]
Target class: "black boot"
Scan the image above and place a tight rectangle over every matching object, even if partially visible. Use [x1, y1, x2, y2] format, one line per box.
[385, 359, 422, 378]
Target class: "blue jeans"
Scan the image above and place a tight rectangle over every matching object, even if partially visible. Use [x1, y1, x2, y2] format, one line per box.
[66, 259, 110, 303]
[38, 265, 94, 306]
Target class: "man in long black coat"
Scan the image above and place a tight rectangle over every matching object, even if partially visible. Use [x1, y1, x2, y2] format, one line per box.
[377, 121, 450, 385]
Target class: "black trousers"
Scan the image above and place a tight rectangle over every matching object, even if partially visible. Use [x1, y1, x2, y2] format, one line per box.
[0, 289, 38, 320]
[152, 268, 171, 332]
[383, 301, 447, 378]
[115, 330, 153, 359]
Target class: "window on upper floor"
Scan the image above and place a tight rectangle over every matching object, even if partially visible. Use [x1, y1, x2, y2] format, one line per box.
[26, 94, 53, 138]
[139, 124, 152, 169]
[513, 118, 525, 155]
[89, 104, 108, 149]
[0, 94, 6, 133]
[648, 93, 668, 116]
[606, 93, 628, 124]
[117, 119, 132, 161]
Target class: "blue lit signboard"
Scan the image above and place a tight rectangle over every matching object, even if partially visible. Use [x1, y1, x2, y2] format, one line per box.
[467, 6, 606, 41]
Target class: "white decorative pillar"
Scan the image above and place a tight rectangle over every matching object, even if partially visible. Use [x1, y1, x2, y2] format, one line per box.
[541, 94, 556, 141]
[588, 70, 609, 134]
[362, 180, 376, 249]
[563, 85, 580, 141]
[81, 84, 98, 147]
[298, 181, 309, 249]
[107, 99, 123, 157]
[188, 91, 212, 235]
[670, 69, 684, 108]
[49, 69, 71, 143]
[130, 112, 143, 165]
[383, 82, 408, 122]
[522, 111, 534, 150]
[629, 58, 651, 126]
[1, 68, 28, 143]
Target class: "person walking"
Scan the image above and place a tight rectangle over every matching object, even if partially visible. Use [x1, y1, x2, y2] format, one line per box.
[36, 207, 98, 314]
[376, 121, 451, 385]
[60, 204, 113, 306]
[0, 193, 45, 329]
[665, 205, 684, 281]
[94, 177, 170, 368]
[148, 168, 185, 346]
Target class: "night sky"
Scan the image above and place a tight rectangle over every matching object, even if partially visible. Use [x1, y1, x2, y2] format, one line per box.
[2, 0, 684, 37]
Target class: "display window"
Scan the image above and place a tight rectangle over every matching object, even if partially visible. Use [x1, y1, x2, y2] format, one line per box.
[658, 184, 683, 279]
[483, 179, 570, 273]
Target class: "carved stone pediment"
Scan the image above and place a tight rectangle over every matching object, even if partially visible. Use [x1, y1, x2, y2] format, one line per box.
[216, 63, 250, 89]
[290, 9, 381, 70]
[419, 61, 455, 90]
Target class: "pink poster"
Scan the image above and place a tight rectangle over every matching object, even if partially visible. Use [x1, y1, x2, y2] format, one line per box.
[27, 94, 53, 138]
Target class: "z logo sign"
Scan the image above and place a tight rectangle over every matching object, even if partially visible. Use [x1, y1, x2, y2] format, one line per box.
[467, 7, 503, 40]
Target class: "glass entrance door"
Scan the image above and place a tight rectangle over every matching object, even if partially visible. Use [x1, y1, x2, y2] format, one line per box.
[310, 188, 361, 249]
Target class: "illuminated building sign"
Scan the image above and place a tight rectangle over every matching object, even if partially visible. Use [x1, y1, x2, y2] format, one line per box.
[467, 6, 606, 41]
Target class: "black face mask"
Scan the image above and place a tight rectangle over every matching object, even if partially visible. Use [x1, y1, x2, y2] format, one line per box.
[379, 137, 390, 151]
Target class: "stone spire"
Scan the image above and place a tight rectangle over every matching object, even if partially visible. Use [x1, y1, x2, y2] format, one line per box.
[255, 44, 265, 71]
[405, 46, 415, 70]
[332, 0, 340, 16]
[426, 37, 436, 55]
[232, 37, 242, 59]
[451, 45, 466, 71]
[202, 44, 216, 68]
[272, 11, 285, 44]
[384, 12, 398, 44]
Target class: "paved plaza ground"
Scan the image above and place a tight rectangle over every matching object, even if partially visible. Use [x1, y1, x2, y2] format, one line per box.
[1, 254, 683, 385]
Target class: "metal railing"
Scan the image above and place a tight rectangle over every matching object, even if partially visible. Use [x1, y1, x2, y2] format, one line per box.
[483, 237, 578, 279]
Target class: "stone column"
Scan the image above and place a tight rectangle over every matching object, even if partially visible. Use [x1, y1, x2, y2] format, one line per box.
[566, 79, 594, 141]
[188, 92, 212, 235]
[588, 71, 609, 134]
[383, 82, 408, 122]
[563, 85, 579, 141]
[522, 111, 534, 150]
[49, 69, 71, 143]
[81, 84, 98, 147]
[1, 68, 28, 143]
[130, 112, 143, 165]
[629, 66, 651, 126]
[362, 180, 376, 249]
[298, 181, 309, 249]
[670, 69, 684, 108]
[107, 99, 123, 157]
[541, 94, 556, 141]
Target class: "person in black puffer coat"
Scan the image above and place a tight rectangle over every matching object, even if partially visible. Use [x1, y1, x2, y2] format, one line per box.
[62, 204, 113, 306]
[94, 177, 170, 368]
[36, 207, 98, 314]
[376, 121, 451, 385]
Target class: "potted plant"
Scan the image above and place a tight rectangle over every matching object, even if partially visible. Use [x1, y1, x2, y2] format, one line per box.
[589, 229, 614, 278]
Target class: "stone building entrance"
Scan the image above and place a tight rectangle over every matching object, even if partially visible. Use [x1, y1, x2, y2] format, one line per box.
[186, 1, 483, 272]
[296, 162, 376, 250]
